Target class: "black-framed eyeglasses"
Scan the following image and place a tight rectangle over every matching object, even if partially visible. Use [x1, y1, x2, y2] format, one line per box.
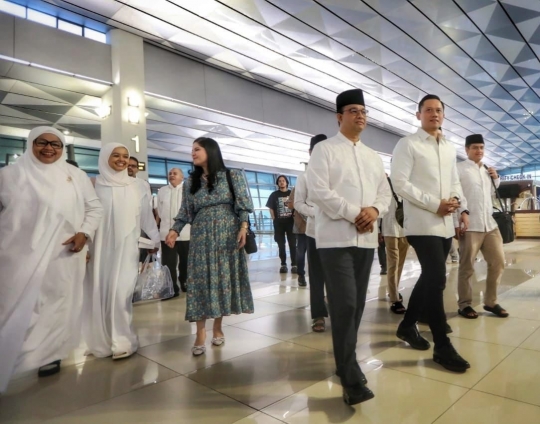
[33, 138, 64, 150]
[342, 108, 369, 117]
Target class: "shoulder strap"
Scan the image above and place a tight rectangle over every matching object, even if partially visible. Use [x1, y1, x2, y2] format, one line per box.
[486, 167, 506, 213]
[387, 177, 401, 204]
[225, 169, 236, 203]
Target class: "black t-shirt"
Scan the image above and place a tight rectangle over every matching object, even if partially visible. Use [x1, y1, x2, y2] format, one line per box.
[266, 190, 293, 222]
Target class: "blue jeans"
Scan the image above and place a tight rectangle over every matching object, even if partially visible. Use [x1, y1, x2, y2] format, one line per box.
[296, 233, 307, 275]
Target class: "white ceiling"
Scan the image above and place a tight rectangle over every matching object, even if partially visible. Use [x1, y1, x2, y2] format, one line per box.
[34, 0, 540, 169]
[5, 0, 540, 170]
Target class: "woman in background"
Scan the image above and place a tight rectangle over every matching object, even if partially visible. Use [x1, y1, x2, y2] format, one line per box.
[84, 143, 159, 360]
[166, 137, 254, 356]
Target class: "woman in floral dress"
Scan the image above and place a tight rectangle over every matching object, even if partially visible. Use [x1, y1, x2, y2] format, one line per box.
[166, 137, 254, 356]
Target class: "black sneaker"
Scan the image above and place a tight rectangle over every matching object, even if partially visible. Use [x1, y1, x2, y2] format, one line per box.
[291, 265, 298, 274]
[298, 275, 307, 287]
[343, 384, 375, 405]
[433, 343, 470, 373]
[396, 323, 431, 350]
[279, 265, 288, 273]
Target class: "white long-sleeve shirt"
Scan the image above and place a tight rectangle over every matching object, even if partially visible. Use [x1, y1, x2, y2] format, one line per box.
[293, 172, 316, 238]
[157, 183, 191, 241]
[454, 160, 500, 233]
[391, 128, 464, 238]
[306, 131, 391, 249]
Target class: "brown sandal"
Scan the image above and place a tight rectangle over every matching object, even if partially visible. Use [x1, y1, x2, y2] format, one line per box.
[312, 318, 325, 333]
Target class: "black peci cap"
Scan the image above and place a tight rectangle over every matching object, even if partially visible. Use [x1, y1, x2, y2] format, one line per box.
[465, 134, 484, 146]
[336, 89, 365, 112]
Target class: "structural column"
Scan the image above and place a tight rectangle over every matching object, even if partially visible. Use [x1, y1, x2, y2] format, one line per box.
[101, 29, 148, 178]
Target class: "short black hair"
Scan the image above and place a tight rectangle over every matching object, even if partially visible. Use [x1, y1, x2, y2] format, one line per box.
[276, 175, 289, 187]
[418, 94, 445, 112]
[129, 156, 139, 165]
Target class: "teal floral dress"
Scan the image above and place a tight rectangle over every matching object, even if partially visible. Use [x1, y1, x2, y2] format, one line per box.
[172, 170, 254, 321]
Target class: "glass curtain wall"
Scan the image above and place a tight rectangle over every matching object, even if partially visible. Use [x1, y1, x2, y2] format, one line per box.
[0, 139, 297, 233]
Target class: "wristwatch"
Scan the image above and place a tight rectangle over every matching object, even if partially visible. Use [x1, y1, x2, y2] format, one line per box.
[461, 210, 470, 215]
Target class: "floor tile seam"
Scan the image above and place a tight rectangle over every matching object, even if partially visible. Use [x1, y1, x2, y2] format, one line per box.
[429, 387, 472, 424]
[40, 370, 182, 422]
[469, 344, 519, 390]
[469, 387, 540, 408]
[137, 333, 195, 350]
[375, 362, 477, 389]
[446, 333, 535, 349]
[226, 322, 301, 342]
[182, 337, 316, 378]
[253, 298, 311, 308]
[133, 352, 184, 377]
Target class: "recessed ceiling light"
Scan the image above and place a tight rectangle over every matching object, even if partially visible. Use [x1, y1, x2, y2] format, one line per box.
[63, 130, 70, 135]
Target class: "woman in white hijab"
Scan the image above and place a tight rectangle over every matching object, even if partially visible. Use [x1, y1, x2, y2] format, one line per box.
[0, 126, 103, 393]
[84, 142, 160, 360]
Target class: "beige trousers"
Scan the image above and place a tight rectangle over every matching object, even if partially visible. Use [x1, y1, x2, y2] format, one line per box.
[384, 236, 409, 302]
[457, 228, 505, 310]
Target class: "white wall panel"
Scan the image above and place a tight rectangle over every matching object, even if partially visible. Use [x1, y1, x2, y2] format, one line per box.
[0, 13, 14, 58]
[14, 18, 111, 81]
[203, 66, 264, 122]
[144, 44, 206, 105]
[261, 87, 309, 133]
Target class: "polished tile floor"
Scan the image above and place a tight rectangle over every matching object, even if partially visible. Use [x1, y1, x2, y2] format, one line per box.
[3, 240, 540, 423]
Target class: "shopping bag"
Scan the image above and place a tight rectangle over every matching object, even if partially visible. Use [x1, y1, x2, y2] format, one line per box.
[133, 254, 174, 302]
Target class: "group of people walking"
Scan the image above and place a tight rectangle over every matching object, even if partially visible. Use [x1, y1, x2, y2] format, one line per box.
[288, 89, 509, 405]
[0, 88, 509, 408]
[0, 131, 254, 393]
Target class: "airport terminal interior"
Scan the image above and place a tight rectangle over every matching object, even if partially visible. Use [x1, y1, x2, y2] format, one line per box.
[2, 0, 540, 422]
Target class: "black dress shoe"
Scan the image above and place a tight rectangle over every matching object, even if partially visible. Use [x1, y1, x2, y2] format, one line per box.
[343, 384, 375, 405]
[335, 369, 368, 385]
[180, 284, 187, 293]
[396, 323, 431, 350]
[298, 275, 307, 287]
[380, 268, 387, 275]
[279, 265, 288, 273]
[433, 343, 470, 373]
[38, 360, 61, 377]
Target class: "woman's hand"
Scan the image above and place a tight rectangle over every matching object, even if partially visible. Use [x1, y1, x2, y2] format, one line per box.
[63, 232, 87, 253]
[165, 230, 178, 248]
[237, 228, 247, 250]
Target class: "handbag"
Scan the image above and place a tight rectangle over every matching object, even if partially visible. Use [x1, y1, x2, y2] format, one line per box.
[387, 178, 404, 228]
[487, 166, 514, 244]
[133, 254, 174, 302]
[225, 170, 258, 254]
[289, 188, 307, 234]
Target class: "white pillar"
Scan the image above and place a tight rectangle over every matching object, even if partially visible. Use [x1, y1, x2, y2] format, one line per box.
[101, 29, 148, 179]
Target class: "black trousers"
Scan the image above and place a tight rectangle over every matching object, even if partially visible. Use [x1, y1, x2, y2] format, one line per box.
[273, 220, 296, 266]
[402, 236, 452, 347]
[161, 240, 190, 295]
[318, 247, 374, 389]
[296, 234, 307, 276]
[307, 236, 328, 319]
[378, 238, 387, 270]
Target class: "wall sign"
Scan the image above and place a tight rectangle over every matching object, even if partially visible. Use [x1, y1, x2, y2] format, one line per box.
[138, 162, 146, 171]
[501, 174, 533, 181]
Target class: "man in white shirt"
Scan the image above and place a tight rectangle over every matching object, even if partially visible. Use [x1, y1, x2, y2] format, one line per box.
[156, 168, 191, 296]
[455, 134, 508, 319]
[391, 94, 470, 373]
[293, 134, 328, 332]
[307, 88, 391, 405]
[382, 174, 408, 314]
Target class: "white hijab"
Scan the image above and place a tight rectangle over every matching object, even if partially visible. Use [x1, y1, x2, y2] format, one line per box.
[95, 143, 139, 247]
[4, 126, 83, 249]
